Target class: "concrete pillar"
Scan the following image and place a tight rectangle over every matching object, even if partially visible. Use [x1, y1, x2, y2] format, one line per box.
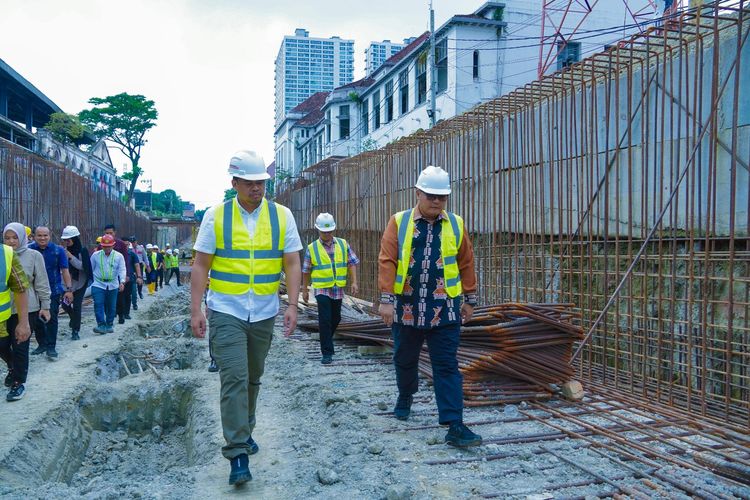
[0, 85, 8, 117]
[25, 104, 34, 131]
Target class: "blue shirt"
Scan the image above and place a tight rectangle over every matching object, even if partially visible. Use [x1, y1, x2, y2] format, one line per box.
[29, 242, 69, 296]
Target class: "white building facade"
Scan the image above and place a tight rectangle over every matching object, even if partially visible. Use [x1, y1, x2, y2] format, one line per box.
[274, 29, 355, 127]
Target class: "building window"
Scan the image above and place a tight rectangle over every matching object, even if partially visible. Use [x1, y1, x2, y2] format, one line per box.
[385, 80, 394, 123]
[373, 90, 381, 130]
[399, 69, 409, 115]
[436, 39, 447, 92]
[415, 52, 427, 105]
[339, 105, 350, 139]
[325, 110, 331, 143]
[557, 41, 581, 70]
[361, 99, 369, 135]
[473, 50, 479, 79]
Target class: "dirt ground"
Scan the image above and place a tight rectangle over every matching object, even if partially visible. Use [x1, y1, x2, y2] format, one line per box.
[0, 286, 747, 499]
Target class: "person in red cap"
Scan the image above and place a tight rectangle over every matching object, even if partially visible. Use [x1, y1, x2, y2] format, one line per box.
[89, 234, 126, 334]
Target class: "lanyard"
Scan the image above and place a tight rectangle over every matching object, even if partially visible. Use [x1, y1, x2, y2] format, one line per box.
[100, 251, 115, 282]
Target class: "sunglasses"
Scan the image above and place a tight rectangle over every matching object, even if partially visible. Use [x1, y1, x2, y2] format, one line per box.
[422, 192, 448, 202]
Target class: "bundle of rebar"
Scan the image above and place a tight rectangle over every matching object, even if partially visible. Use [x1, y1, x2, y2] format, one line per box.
[296, 301, 584, 404]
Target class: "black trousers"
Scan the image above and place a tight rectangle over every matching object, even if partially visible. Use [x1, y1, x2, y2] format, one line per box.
[157, 269, 164, 288]
[116, 281, 133, 319]
[1, 313, 33, 384]
[316, 295, 342, 356]
[62, 286, 86, 332]
[167, 268, 181, 286]
[33, 294, 60, 350]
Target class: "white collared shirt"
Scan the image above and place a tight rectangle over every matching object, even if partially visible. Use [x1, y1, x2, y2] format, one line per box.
[193, 197, 303, 322]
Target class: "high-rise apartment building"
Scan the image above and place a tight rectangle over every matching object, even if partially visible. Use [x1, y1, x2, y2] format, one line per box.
[274, 28, 354, 127]
[364, 38, 415, 76]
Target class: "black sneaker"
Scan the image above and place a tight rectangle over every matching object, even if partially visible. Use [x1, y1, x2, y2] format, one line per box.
[31, 346, 46, 355]
[124, 314, 132, 320]
[118, 316, 125, 324]
[6, 383, 24, 402]
[46, 348, 59, 360]
[133, 304, 138, 310]
[93, 325, 107, 334]
[4, 371, 13, 388]
[321, 355, 333, 365]
[247, 436, 259, 455]
[228, 454, 252, 486]
[208, 359, 219, 373]
[394, 394, 413, 421]
[445, 422, 482, 448]
[71, 331, 80, 341]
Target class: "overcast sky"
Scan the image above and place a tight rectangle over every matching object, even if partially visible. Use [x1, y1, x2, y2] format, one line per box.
[0, 0, 489, 209]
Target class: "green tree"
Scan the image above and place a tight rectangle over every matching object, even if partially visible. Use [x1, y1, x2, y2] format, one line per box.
[152, 189, 182, 215]
[79, 93, 158, 203]
[224, 188, 237, 201]
[44, 112, 84, 144]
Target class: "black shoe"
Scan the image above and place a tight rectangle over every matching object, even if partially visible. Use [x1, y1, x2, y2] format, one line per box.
[118, 316, 125, 324]
[46, 348, 59, 360]
[124, 314, 131, 320]
[247, 436, 259, 455]
[71, 331, 80, 341]
[445, 422, 482, 448]
[321, 355, 333, 365]
[93, 325, 107, 334]
[4, 371, 13, 388]
[228, 454, 252, 486]
[133, 304, 138, 310]
[394, 394, 413, 421]
[6, 382, 25, 402]
[208, 359, 219, 373]
[31, 346, 46, 355]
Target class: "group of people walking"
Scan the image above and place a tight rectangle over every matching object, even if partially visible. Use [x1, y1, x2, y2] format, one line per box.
[0, 222, 181, 402]
[190, 150, 481, 487]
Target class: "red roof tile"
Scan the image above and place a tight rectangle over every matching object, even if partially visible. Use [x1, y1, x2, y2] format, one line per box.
[382, 31, 430, 66]
[289, 91, 330, 115]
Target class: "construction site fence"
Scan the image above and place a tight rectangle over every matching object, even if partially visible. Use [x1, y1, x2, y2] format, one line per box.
[0, 139, 153, 246]
[276, 2, 750, 427]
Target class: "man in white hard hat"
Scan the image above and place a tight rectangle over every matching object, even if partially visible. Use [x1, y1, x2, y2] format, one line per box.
[191, 149, 302, 486]
[377, 165, 482, 448]
[302, 213, 360, 364]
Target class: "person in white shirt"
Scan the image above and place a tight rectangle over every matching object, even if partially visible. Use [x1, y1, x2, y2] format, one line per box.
[90, 234, 126, 334]
[190, 150, 302, 486]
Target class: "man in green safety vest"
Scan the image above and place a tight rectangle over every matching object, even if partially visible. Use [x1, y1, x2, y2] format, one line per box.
[302, 213, 360, 365]
[190, 149, 302, 486]
[378, 165, 482, 448]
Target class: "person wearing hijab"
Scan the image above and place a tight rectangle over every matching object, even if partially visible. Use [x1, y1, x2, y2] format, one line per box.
[61, 226, 92, 341]
[1, 223, 51, 401]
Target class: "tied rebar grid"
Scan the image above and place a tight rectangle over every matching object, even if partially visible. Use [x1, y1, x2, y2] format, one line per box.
[276, 1, 750, 427]
[0, 139, 154, 243]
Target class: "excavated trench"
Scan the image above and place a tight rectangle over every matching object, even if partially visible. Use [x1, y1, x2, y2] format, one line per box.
[94, 339, 203, 381]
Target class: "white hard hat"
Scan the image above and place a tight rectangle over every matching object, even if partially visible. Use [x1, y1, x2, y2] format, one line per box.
[415, 165, 451, 195]
[166, 249, 173, 255]
[61, 225, 80, 239]
[314, 213, 336, 232]
[146, 244, 153, 249]
[153, 245, 159, 249]
[228, 150, 269, 181]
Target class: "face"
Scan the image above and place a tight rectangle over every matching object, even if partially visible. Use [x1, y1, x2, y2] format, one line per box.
[62, 238, 73, 247]
[104, 227, 116, 237]
[416, 189, 448, 220]
[34, 227, 51, 248]
[103, 246, 113, 254]
[318, 230, 334, 242]
[232, 178, 266, 205]
[3, 230, 19, 250]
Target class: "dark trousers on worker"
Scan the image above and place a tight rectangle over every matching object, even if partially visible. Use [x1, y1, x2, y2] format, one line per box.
[167, 268, 181, 286]
[33, 294, 60, 350]
[62, 286, 86, 332]
[157, 269, 164, 289]
[116, 281, 133, 320]
[0, 313, 33, 384]
[92, 286, 118, 327]
[392, 322, 463, 425]
[316, 295, 341, 356]
[131, 276, 139, 309]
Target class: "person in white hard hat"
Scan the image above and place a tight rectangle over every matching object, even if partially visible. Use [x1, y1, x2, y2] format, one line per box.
[301, 213, 360, 364]
[190, 149, 302, 486]
[60, 225, 92, 340]
[145, 244, 158, 295]
[377, 165, 482, 448]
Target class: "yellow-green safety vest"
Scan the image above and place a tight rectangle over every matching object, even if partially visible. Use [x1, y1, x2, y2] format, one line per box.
[0, 244, 14, 323]
[210, 197, 287, 296]
[149, 252, 158, 269]
[309, 238, 348, 289]
[393, 209, 464, 298]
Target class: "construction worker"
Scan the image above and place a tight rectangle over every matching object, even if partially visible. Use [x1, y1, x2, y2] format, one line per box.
[145, 244, 158, 295]
[165, 249, 181, 286]
[301, 213, 359, 364]
[90, 234, 126, 334]
[190, 150, 302, 486]
[377, 165, 482, 448]
[0, 240, 32, 398]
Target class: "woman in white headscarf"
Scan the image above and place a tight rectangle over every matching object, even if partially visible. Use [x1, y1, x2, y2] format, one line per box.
[1, 222, 51, 401]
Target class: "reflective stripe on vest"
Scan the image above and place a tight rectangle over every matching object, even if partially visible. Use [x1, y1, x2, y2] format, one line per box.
[309, 238, 348, 289]
[0, 244, 14, 322]
[393, 209, 463, 298]
[209, 198, 286, 295]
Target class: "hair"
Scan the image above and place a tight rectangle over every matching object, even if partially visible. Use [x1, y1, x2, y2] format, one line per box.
[104, 224, 116, 231]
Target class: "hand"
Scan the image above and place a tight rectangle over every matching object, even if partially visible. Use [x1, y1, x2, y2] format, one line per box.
[136, 277, 143, 285]
[350, 283, 359, 296]
[125, 276, 131, 283]
[64, 291, 74, 304]
[118, 283, 125, 292]
[38, 309, 51, 323]
[461, 303, 474, 324]
[14, 321, 31, 343]
[379, 303, 394, 327]
[191, 310, 207, 338]
[283, 307, 298, 337]
[301, 290, 309, 304]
